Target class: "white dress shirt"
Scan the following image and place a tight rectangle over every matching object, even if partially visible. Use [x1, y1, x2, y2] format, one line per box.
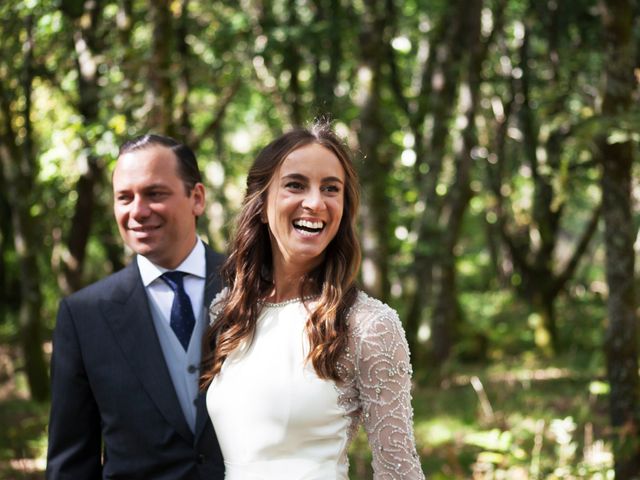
[137, 238, 207, 432]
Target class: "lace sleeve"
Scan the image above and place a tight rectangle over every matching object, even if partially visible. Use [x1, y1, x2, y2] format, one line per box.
[208, 286, 229, 325]
[351, 295, 425, 479]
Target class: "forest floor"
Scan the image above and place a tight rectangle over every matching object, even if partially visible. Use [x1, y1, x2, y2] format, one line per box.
[0, 343, 612, 479]
[410, 357, 612, 479]
[0, 345, 47, 480]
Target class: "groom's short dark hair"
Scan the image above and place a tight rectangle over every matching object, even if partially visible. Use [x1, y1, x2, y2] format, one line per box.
[118, 134, 202, 194]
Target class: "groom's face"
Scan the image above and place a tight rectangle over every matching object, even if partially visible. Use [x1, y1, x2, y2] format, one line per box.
[112, 145, 205, 269]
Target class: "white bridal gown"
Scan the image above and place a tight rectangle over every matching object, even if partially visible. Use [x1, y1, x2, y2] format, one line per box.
[206, 290, 425, 480]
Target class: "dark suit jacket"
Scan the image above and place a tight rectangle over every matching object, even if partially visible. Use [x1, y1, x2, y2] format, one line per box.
[46, 245, 225, 480]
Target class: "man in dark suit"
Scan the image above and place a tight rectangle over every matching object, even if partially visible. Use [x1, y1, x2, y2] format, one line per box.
[46, 134, 225, 479]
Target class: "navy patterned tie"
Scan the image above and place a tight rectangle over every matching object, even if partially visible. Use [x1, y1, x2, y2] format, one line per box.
[161, 271, 196, 351]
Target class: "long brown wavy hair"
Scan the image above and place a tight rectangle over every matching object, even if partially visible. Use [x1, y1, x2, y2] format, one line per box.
[200, 122, 361, 388]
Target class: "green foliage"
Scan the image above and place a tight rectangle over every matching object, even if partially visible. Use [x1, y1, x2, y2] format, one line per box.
[0, 0, 638, 475]
[0, 398, 48, 465]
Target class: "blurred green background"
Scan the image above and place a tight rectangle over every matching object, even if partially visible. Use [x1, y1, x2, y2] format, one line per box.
[1, 0, 639, 478]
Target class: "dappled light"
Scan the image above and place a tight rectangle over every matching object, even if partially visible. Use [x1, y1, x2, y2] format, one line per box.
[1, 0, 639, 478]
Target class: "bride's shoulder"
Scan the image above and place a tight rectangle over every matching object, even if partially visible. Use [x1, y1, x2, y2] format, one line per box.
[346, 290, 404, 337]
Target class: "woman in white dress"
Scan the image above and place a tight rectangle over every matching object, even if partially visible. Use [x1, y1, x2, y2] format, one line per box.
[201, 122, 425, 479]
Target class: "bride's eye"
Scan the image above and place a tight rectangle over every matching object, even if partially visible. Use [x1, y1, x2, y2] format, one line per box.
[285, 181, 305, 191]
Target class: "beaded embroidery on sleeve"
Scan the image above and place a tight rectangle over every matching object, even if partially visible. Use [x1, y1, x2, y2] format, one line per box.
[336, 291, 425, 479]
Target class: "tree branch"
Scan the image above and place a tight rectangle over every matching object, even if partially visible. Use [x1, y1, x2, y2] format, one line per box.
[552, 202, 602, 296]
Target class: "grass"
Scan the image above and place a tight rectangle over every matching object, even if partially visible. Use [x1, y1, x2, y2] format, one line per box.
[407, 360, 613, 479]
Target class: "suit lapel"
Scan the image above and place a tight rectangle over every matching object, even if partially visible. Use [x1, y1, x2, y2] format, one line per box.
[102, 262, 194, 444]
[194, 245, 224, 442]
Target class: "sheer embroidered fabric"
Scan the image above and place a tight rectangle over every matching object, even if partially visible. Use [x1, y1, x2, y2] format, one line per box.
[335, 293, 424, 479]
[207, 289, 425, 479]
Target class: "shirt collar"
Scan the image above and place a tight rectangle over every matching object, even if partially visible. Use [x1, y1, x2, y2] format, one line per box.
[137, 238, 206, 287]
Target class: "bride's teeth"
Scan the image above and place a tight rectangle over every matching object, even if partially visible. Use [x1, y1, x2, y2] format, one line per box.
[294, 220, 323, 229]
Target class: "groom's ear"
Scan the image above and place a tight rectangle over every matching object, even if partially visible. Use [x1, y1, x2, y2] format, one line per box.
[191, 183, 206, 216]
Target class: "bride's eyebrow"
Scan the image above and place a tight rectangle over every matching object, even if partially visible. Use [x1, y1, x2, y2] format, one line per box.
[281, 173, 344, 184]
[281, 173, 308, 182]
[321, 176, 344, 184]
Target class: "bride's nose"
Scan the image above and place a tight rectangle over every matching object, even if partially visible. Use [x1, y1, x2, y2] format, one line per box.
[301, 189, 325, 211]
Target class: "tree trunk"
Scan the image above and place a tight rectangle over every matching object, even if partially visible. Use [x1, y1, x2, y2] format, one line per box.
[0, 140, 49, 401]
[356, 0, 392, 301]
[528, 288, 558, 356]
[311, 0, 342, 113]
[175, 0, 193, 141]
[0, 163, 12, 321]
[517, 10, 562, 353]
[54, 0, 107, 294]
[430, 0, 485, 363]
[284, 0, 302, 125]
[402, 0, 468, 358]
[399, 0, 484, 363]
[601, 134, 640, 478]
[116, 0, 136, 127]
[599, 0, 640, 476]
[430, 256, 459, 365]
[0, 17, 49, 400]
[149, 0, 175, 135]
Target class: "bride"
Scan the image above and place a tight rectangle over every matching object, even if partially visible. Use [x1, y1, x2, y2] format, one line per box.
[200, 122, 425, 479]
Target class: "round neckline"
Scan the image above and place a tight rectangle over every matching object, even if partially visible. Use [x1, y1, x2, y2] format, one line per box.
[260, 296, 318, 308]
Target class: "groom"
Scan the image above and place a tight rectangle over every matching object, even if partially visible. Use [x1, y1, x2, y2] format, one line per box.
[46, 135, 225, 479]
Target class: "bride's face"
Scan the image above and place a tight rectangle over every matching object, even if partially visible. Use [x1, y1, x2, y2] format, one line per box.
[264, 143, 345, 272]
